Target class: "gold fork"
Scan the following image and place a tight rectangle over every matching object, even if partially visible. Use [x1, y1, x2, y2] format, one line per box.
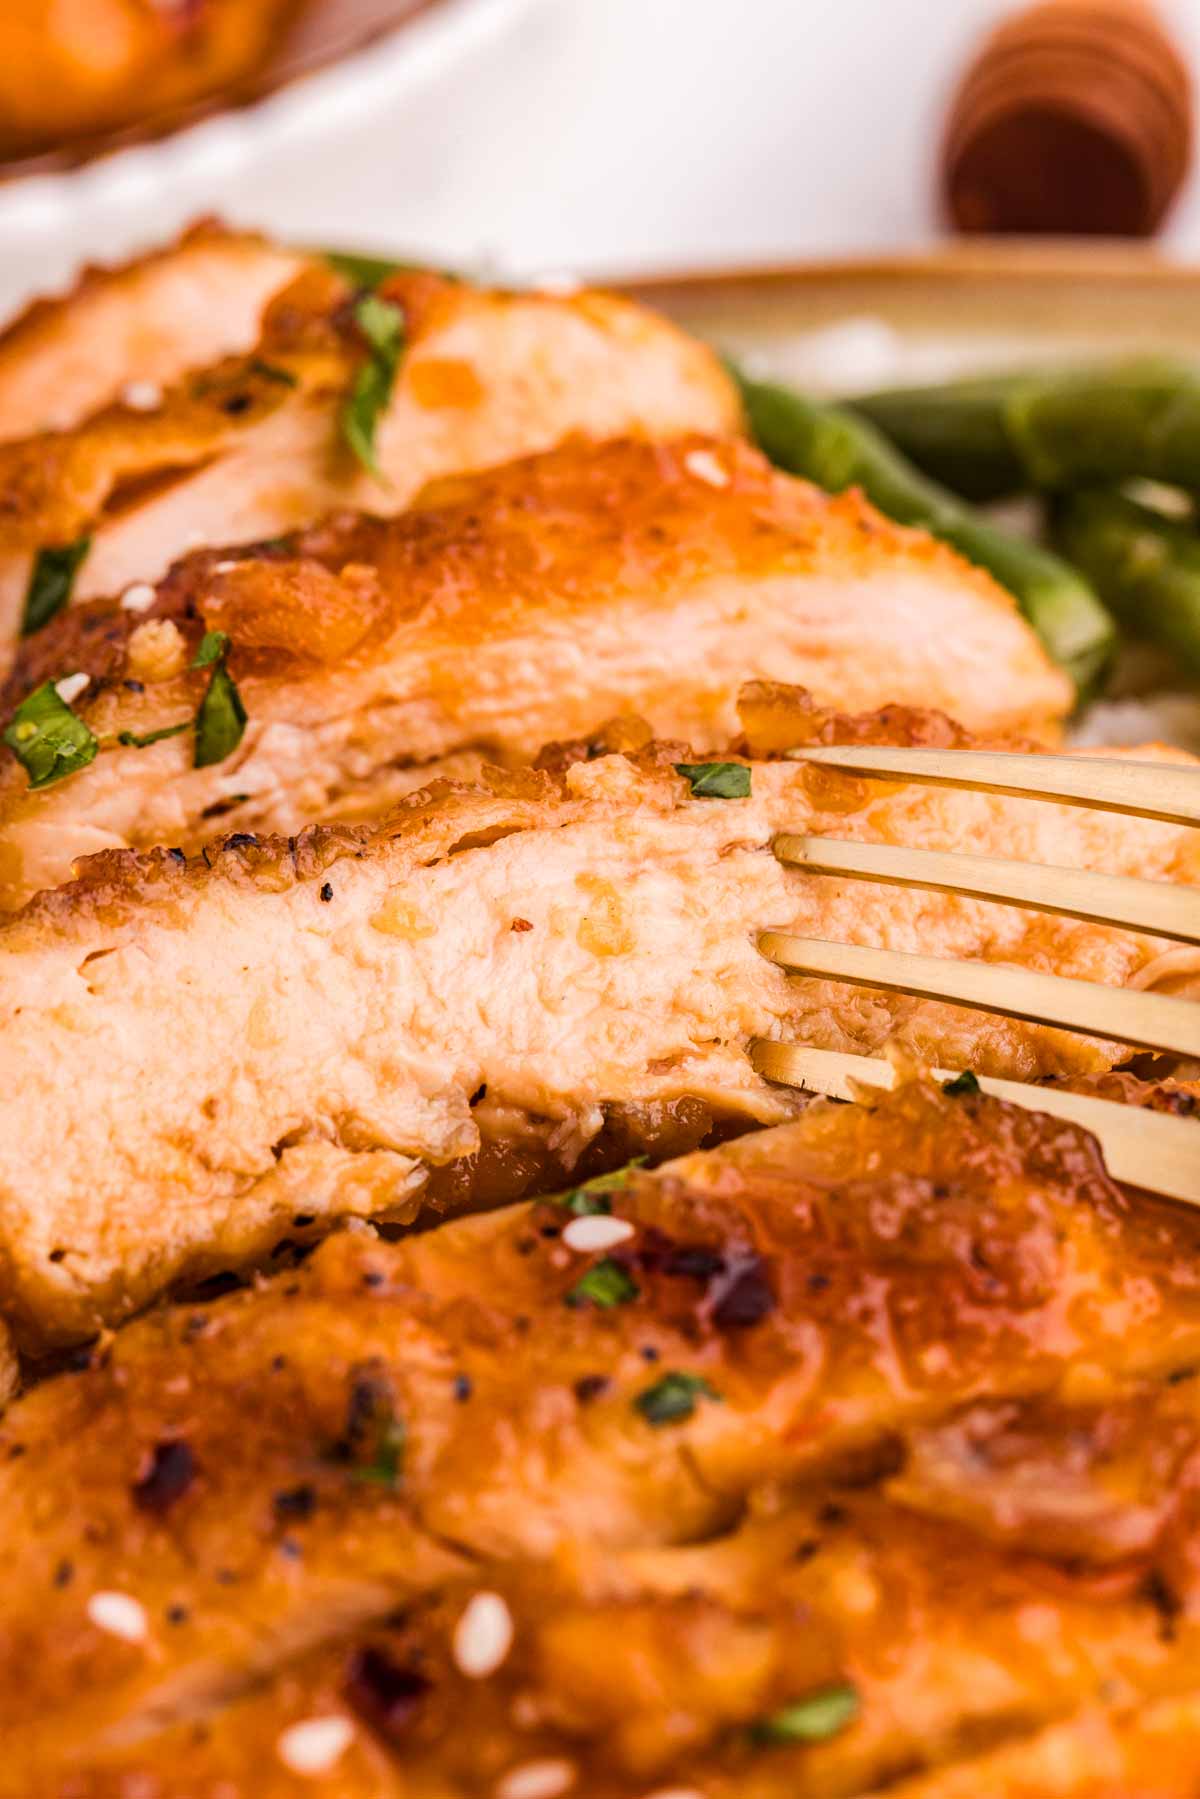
[750, 745, 1200, 1205]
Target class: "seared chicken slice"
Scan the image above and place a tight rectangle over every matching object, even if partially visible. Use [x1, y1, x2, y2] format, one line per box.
[0, 266, 739, 664]
[889, 1698, 1200, 1797]
[0, 437, 1070, 909]
[0, 223, 305, 442]
[5, 1077, 1200, 1782]
[7, 1072, 1200, 1777]
[0, 690, 1196, 1345]
[39, 1400, 1200, 1799]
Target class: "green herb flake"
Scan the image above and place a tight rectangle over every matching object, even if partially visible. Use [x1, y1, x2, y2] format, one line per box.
[21, 537, 91, 637]
[191, 630, 230, 670]
[674, 761, 752, 799]
[566, 1259, 640, 1310]
[323, 248, 409, 289]
[247, 357, 298, 387]
[3, 681, 98, 789]
[118, 721, 191, 749]
[320, 247, 462, 288]
[194, 662, 247, 770]
[340, 293, 406, 482]
[634, 1370, 721, 1427]
[556, 1158, 648, 1217]
[351, 1415, 407, 1490]
[943, 1070, 982, 1097]
[751, 1683, 860, 1746]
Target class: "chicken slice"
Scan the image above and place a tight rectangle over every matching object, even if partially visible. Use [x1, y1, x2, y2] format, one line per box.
[0, 266, 739, 666]
[0, 222, 306, 442]
[0, 437, 1071, 909]
[4, 1076, 1200, 1781]
[0, 690, 1196, 1345]
[886, 1697, 1200, 1798]
[39, 1425, 1200, 1799]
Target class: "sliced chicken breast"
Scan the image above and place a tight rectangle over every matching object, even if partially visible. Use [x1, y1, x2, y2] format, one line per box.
[0, 437, 1070, 909]
[35, 1432, 1200, 1798]
[1, 688, 1195, 1345]
[0, 222, 306, 442]
[0, 266, 739, 667]
[3, 1078, 1200, 1784]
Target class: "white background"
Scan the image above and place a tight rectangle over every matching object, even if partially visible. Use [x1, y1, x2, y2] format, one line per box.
[185, 0, 1200, 275]
[5, 0, 1200, 315]
[338, 0, 1200, 276]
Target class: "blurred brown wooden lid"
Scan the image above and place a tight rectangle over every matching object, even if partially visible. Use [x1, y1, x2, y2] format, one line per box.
[943, 0, 1194, 235]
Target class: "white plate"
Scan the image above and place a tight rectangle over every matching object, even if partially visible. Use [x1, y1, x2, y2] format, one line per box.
[0, 0, 544, 323]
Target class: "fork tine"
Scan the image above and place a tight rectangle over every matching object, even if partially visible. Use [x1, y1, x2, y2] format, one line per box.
[757, 932, 1200, 1059]
[749, 1041, 1200, 1206]
[775, 835, 1200, 946]
[786, 745, 1200, 829]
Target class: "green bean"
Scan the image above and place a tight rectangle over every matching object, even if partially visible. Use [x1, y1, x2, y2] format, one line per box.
[1053, 488, 1200, 679]
[736, 370, 1115, 699]
[851, 359, 1200, 498]
[849, 374, 1027, 501]
[1004, 360, 1200, 491]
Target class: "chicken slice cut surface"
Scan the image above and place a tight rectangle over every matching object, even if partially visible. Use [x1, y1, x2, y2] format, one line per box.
[0, 266, 739, 667]
[0, 689, 1196, 1345]
[0, 436, 1071, 909]
[0, 222, 307, 443]
[4, 1078, 1200, 1787]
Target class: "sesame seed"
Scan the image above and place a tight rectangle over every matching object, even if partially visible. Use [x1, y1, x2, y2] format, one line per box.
[640, 1790, 708, 1799]
[276, 1715, 355, 1776]
[562, 1214, 635, 1253]
[86, 1590, 148, 1643]
[120, 379, 163, 412]
[453, 1589, 514, 1677]
[683, 448, 729, 488]
[495, 1760, 576, 1799]
[213, 560, 240, 574]
[53, 672, 89, 706]
[120, 582, 157, 613]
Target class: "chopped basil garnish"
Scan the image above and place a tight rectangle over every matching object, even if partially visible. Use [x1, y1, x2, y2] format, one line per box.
[556, 1158, 648, 1218]
[247, 358, 298, 387]
[634, 1370, 721, 1426]
[674, 761, 751, 799]
[943, 1070, 981, 1097]
[751, 1684, 860, 1745]
[323, 248, 410, 289]
[3, 681, 97, 788]
[321, 247, 461, 288]
[567, 1259, 639, 1309]
[116, 631, 244, 765]
[351, 1415, 407, 1490]
[340, 293, 405, 482]
[118, 721, 190, 749]
[194, 662, 247, 769]
[21, 537, 91, 636]
[192, 630, 230, 670]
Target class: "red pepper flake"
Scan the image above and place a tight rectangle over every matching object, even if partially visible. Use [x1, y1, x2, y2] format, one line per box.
[510, 917, 533, 932]
[132, 1440, 197, 1513]
[345, 1645, 430, 1739]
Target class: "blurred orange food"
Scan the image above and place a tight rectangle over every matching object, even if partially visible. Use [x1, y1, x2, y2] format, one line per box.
[0, 0, 310, 163]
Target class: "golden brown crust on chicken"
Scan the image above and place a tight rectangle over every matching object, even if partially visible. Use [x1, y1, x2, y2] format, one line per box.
[0, 436, 1071, 909]
[0, 223, 307, 443]
[0, 690, 1196, 1346]
[0, 269, 740, 667]
[4, 1078, 1200, 1791]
